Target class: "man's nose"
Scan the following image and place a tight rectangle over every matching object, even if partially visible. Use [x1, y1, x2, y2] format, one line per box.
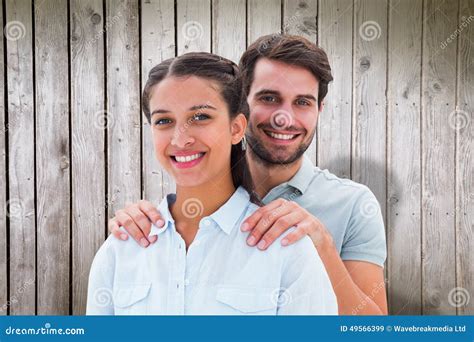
[270, 104, 294, 130]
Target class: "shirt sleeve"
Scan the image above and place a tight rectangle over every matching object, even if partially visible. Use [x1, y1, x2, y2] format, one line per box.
[277, 235, 338, 315]
[86, 238, 115, 315]
[340, 187, 387, 267]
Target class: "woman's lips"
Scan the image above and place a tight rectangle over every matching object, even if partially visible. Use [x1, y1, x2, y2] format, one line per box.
[170, 152, 206, 169]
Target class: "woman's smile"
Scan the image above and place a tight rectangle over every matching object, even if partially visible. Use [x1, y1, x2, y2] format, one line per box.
[170, 151, 206, 169]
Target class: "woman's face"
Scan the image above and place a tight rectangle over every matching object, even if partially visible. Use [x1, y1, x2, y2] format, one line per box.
[148, 75, 245, 188]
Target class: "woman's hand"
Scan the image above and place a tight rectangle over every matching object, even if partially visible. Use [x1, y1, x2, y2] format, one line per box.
[240, 198, 333, 251]
[108, 200, 164, 247]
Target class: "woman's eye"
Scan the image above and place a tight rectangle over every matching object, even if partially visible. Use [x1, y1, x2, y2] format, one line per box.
[154, 118, 172, 126]
[192, 113, 210, 122]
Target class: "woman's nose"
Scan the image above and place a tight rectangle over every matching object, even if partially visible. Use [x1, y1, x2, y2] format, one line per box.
[170, 125, 195, 148]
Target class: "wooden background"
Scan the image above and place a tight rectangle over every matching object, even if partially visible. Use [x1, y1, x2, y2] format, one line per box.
[0, 0, 472, 315]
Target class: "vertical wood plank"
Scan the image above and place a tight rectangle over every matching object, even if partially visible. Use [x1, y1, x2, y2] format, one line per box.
[177, 0, 211, 55]
[70, 0, 105, 315]
[0, 0, 6, 316]
[387, 0, 422, 315]
[318, 0, 353, 178]
[284, 0, 318, 166]
[141, 0, 175, 202]
[352, 0, 387, 218]
[247, 0, 281, 44]
[106, 0, 141, 216]
[421, 0, 458, 315]
[455, 0, 473, 315]
[212, 0, 246, 63]
[35, 0, 70, 315]
[5, 0, 36, 315]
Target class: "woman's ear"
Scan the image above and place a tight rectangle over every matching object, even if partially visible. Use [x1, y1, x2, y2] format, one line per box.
[231, 113, 247, 145]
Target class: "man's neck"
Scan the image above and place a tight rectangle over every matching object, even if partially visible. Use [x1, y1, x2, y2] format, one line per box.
[246, 149, 303, 199]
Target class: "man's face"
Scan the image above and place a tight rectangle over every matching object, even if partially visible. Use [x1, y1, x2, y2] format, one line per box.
[246, 58, 321, 166]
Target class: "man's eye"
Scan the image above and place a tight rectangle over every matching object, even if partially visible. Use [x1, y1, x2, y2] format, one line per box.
[296, 98, 311, 106]
[260, 95, 278, 103]
[154, 118, 172, 126]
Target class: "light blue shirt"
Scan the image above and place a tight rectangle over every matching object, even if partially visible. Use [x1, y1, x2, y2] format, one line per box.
[87, 186, 338, 315]
[262, 156, 387, 267]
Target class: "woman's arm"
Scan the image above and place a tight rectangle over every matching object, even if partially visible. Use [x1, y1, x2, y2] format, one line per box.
[277, 234, 338, 315]
[86, 241, 115, 315]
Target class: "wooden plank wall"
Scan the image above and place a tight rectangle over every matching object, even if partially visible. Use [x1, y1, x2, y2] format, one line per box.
[0, 0, 472, 315]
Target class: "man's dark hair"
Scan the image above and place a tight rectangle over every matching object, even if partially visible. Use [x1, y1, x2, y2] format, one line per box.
[239, 34, 333, 107]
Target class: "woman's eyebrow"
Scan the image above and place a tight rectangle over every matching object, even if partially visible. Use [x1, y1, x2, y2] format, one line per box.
[189, 104, 217, 111]
[150, 109, 170, 116]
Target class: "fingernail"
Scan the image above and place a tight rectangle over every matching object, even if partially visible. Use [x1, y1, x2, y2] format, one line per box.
[120, 233, 128, 241]
[281, 238, 288, 246]
[247, 235, 256, 246]
[257, 240, 266, 250]
[149, 235, 158, 243]
[140, 238, 149, 247]
[241, 223, 250, 232]
[156, 219, 165, 227]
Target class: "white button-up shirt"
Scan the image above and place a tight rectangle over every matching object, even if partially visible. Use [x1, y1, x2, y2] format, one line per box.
[87, 187, 338, 315]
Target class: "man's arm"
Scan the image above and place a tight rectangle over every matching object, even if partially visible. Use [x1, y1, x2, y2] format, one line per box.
[108, 200, 163, 247]
[241, 197, 388, 315]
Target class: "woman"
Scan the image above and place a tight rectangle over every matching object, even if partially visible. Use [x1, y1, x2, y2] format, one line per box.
[86, 52, 337, 315]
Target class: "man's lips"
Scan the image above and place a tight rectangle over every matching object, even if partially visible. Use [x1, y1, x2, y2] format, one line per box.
[262, 128, 303, 141]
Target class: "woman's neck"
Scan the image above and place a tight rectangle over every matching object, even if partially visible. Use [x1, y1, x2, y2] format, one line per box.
[170, 174, 236, 248]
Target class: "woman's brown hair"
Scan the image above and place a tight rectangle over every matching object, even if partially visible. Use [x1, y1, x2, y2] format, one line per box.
[142, 52, 258, 202]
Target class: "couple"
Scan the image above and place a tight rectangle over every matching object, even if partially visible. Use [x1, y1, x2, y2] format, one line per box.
[87, 34, 387, 315]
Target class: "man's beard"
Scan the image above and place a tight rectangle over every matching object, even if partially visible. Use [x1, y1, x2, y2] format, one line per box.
[246, 122, 316, 167]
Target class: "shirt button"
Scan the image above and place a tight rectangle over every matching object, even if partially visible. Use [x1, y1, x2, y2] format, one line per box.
[203, 219, 212, 227]
[184, 279, 190, 286]
[194, 240, 201, 247]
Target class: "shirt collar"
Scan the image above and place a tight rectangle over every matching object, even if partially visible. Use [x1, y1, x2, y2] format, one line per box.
[286, 155, 314, 195]
[148, 186, 251, 237]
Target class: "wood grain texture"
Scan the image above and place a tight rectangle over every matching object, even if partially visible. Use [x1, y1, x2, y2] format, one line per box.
[6, 0, 36, 315]
[212, 0, 246, 63]
[35, 0, 70, 315]
[421, 0, 458, 315]
[177, 0, 211, 55]
[247, 0, 281, 43]
[318, 0, 353, 178]
[106, 0, 141, 216]
[386, 0, 422, 315]
[141, 0, 175, 203]
[70, 0, 106, 315]
[0, 0, 6, 316]
[352, 0, 387, 214]
[284, 0, 318, 166]
[455, 0, 473, 315]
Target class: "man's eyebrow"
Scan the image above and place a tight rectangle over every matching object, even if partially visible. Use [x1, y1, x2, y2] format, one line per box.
[189, 104, 217, 111]
[254, 89, 281, 97]
[297, 94, 317, 101]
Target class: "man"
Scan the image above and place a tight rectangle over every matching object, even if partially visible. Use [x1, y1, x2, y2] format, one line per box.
[109, 34, 388, 314]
